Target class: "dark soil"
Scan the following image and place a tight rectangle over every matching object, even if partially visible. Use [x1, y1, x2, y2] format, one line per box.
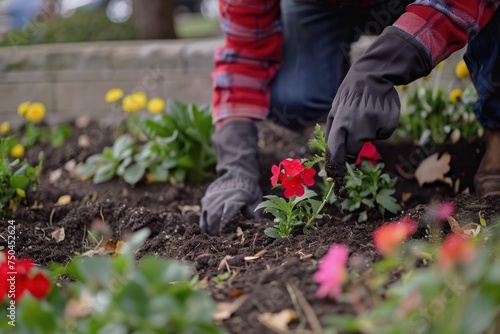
[1, 120, 498, 334]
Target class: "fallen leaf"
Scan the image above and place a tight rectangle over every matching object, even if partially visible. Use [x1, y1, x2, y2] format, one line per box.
[446, 217, 481, 239]
[236, 226, 245, 244]
[57, 195, 71, 205]
[401, 193, 412, 203]
[258, 309, 298, 333]
[461, 223, 481, 238]
[415, 153, 451, 187]
[217, 255, 234, 271]
[214, 296, 248, 321]
[51, 227, 65, 243]
[115, 241, 125, 254]
[179, 205, 200, 215]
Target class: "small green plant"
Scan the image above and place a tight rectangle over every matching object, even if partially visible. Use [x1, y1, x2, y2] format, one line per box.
[212, 272, 231, 288]
[0, 136, 41, 218]
[257, 125, 349, 238]
[80, 99, 216, 185]
[396, 60, 481, 144]
[340, 161, 401, 222]
[0, 229, 223, 334]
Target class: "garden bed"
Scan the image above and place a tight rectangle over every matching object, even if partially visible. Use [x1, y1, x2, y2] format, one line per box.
[2, 119, 497, 333]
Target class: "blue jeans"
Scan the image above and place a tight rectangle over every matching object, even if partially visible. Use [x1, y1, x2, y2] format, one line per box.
[269, 0, 500, 131]
[465, 7, 500, 130]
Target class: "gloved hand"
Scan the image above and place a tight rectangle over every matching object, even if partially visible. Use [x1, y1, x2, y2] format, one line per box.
[200, 121, 262, 235]
[325, 26, 433, 190]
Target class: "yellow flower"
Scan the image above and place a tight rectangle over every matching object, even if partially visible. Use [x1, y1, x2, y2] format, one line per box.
[122, 92, 148, 112]
[17, 101, 30, 117]
[16, 188, 26, 198]
[0, 121, 10, 134]
[105, 88, 124, 103]
[10, 144, 25, 158]
[436, 61, 445, 69]
[25, 102, 46, 123]
[449, 88, 463, 104]
[455, 60, 469, 79]
[122, 95, 141, 112]
[147, 98, 165, 114]
[132, 91, 148, 109]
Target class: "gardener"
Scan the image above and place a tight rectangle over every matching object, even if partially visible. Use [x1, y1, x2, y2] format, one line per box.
[200, 0, 500, 235]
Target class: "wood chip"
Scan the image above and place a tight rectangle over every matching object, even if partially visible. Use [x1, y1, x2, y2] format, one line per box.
[178, 205, 200, 215]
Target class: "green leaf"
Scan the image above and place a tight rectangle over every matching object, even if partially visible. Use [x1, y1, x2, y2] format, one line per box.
[376, 189, 401, 214]
[20, 297, 57, 333]
[149, 165, 169, 182]
[112, 134, 135, 160]
[308, 124, 327, 154]
[346, 163, 362, 186]
[264, 227, 281, 239]
[358, 211, 368, 222]
[120, 228, 151, 255]
[292, 189, 318, 205]
[93, 163, 117, 184]
[123, 163, 145, 185]
[9, 174, 29, 189]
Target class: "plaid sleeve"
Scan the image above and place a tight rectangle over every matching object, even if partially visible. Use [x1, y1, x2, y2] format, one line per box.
[393, 0, 500, 66]
[212, 0, 283, 125]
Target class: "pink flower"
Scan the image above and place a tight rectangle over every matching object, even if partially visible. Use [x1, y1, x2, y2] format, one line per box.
[355, 142, 382, 166]
[270, 164, 283, 186]
[438, 234, 476, 270]
[373, 216, 417, 256]
[314, 244, 349, 299]
[435, 202, 455, 222]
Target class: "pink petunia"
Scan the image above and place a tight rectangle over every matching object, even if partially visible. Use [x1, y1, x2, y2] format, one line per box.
[435, 202, 455, 222]
[314, 244, 349, 299]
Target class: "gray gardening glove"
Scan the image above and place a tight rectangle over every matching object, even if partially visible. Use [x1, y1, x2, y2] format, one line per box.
[325, 26, 433, 190]
[200, 121, 262, 235]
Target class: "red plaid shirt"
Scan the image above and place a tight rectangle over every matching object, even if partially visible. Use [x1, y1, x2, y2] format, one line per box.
[212, 0, 500, 125]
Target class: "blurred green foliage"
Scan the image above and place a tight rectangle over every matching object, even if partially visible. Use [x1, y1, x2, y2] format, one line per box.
[0, 10, 137, 47]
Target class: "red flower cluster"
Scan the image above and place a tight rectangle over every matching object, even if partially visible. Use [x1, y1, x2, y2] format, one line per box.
[271, 159, 316, 198]
[438, 234, 476, 270]
[0, 252, 51, 301]
[356, 142, 382, 166]
[373, 216, 418, 256]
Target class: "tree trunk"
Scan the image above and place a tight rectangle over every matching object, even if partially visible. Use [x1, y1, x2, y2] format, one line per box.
[132, 0, 176, 39]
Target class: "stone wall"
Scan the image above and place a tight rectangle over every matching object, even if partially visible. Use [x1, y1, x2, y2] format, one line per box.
[0, 38, 221, 126]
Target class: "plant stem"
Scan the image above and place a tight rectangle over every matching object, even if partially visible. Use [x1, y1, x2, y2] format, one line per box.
[304, 181, 335, 229]
[432, 62, 444, 100]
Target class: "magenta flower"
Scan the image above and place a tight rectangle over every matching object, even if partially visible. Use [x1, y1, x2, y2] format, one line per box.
[314, 244, 349, 299]
[435, 202, 455, 221]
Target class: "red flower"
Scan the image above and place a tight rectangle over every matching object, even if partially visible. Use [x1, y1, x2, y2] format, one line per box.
[373, 216, 417, 256]
[270, 159, 317, 199]
[0, 252, 51, 301]
[356, 142, 382, 166]
[438, 234, 476, 270]
[281, 159, 305, 177]
[270, 164, 283, 186]
[26, 273, 51, 300]
[282, 175, 306, 198]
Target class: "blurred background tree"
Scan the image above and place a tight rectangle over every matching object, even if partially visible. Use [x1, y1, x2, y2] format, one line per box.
[132, 0, 176, 39]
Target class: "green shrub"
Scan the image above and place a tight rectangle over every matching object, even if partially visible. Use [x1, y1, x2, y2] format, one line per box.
[1, 10, 136, 47]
